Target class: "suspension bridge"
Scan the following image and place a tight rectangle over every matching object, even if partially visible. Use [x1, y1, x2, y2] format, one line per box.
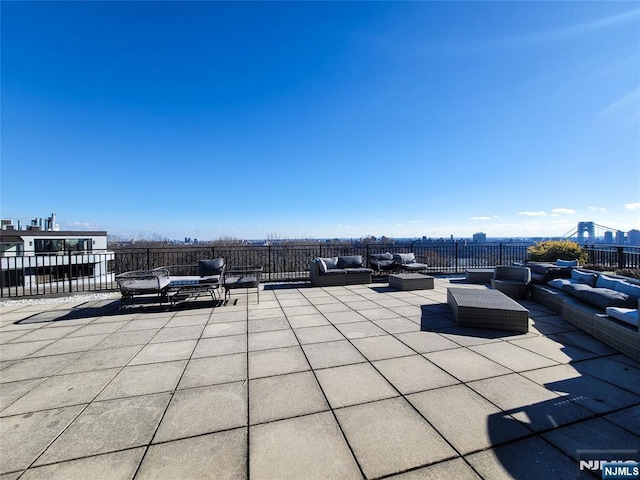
[562, 222, 639, 245]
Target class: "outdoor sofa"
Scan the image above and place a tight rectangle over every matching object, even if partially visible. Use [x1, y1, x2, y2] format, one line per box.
[309, 255, 372, 286]
[368, 252, 428, 273]
[531, 268, 640, 362]
[116, 258, 225, 306]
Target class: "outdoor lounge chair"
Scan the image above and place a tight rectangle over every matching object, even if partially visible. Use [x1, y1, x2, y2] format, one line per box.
[116, 258, 225, 307]
[223, 265, 262, 304]
[392, 253, 428, 273]
[491, 265, 531, 300]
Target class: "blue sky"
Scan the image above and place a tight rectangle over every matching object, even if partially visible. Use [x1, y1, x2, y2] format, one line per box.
[2, 1, 639, 241]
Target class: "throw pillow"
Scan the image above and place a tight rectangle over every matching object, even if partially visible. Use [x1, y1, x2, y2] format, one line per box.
[319, 257, 339, 270]
[316, 258, 328, 273]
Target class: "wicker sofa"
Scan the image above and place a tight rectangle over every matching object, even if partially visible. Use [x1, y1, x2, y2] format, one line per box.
[309, 256, 372, 287]
[531, 269, 640, 362]
[368, 252, 428, 273]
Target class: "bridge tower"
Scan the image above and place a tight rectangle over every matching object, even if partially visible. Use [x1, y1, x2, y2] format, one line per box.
[577, 222, 595, 244]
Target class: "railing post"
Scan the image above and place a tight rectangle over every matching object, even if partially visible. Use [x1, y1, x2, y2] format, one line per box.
[268, 244, 272, 282]
[499, 242, 503, 266]
[68, 250, 73, 294]
[617, 246, 625, 269]
[454, 241, 459, 273]
[146, 248, 150, 270]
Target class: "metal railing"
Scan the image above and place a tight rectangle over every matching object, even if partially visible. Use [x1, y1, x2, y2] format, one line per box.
[2, 242, 639, 298]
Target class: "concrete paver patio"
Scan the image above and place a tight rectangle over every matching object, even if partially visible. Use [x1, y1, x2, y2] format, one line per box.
[1, 278, 639, 479]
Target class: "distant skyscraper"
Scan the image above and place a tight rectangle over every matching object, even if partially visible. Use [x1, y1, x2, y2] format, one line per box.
[473, 232, 487, 242]
[615, 230, 625, 245]
[627, 229, 640, 245]
[604, 231, 613, 244]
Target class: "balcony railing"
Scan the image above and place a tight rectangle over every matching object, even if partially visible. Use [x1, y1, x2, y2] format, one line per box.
[1, 242, 638, 298]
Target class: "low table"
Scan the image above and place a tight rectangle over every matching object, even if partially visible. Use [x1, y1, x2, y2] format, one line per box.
[465, 268, 495, 284]
[389, 273, 434, 291]
[447, 287, 529, 333]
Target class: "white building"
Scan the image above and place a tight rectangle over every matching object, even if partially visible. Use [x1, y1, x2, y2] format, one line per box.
[0, 217, 114, 291]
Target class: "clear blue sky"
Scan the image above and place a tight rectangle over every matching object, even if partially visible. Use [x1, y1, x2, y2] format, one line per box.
[2, 1, 639, 240]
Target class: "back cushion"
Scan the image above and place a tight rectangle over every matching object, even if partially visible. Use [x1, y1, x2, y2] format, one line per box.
[319, 257, 339, 270]
[571, 270, 598, 287]
[394, 253, 416, 265]
[370, 252, 393, 261]
[337, 255, 364, 268]
[596, 275, 624, 290]
[614, 281, 640, 300]
[198, 258, 225, 276]
[556, 259, 579, 267]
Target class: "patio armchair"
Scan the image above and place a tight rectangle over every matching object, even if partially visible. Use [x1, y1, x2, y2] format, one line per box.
[392, 253, 428, 273]
[491, 265, 531, 300]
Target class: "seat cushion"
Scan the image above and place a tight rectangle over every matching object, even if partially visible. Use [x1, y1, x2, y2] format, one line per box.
[572, 287, 634, 309]
[605, 307, 639, 328]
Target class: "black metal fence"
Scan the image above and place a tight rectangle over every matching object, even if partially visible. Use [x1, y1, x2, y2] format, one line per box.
[2, 242, 639, 298]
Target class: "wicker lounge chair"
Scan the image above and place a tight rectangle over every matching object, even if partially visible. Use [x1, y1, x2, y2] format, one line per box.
[491, 266, 531, 300]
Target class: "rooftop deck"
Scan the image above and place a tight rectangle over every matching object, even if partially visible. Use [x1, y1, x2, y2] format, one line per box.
[1, 278, 639, 479]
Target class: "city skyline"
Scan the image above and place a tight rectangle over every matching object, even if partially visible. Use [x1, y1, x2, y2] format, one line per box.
[2, 2, 639, 240]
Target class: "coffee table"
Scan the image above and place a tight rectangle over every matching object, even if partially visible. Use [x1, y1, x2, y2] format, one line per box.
[389, 273, 434, 291]
[447, 287, 529, 333]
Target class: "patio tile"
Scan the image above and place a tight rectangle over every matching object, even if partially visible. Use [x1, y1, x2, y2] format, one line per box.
[0, 352, 81, 383]
[29, 335, 109, 357]
[1, 368, 120, 416]
[573, 357, 640, 395]
[192, 334, 247, 358]
[67, 322, 129, 337]
[314, 303, 353, 315]
[358, 307, 401, 321]
[18, 448, 145, 480]
[96, 360, 187, 400]
[0, 340, 55, 361]
[351, 335, 416, 361]
[315, 363, 398, 408]
[604, 405, 640, 436]
[128, 340, 197, 365]
[293, 325, 344, 344]
[542, 417, 640, 460]
[373, 355, 459, 394]
[35, 393, 171, 465]
[435, 328, 502, 347]
[465, 436, 578, 480]
[0, 378, 46, 412]
[164, 313, 210, 327]
[10, 325, 82, 342]
[388, 305, 424, 318]
[419, 313, 457, 330]
[93, 329, 159, 349]
[323, 310, 368, 324]
[247, 308, 282, 320]
[302, 340, 366, 370]
[250, 411, 361, 480]
[179, 353, 246, 388]
[287, 313, 330, 328]
[394, 331, 460, 353]
[282, 305, 318, 317]
[468, 373, 593, 432]
[149, 324, 205, 343]
[248, 317, 290, 332]
[0, 405, 84, 474]
[469, 342, 559, 372]
[522, 364, 640, 414]
[248, 345, 310, 379]
[248, 329, 298, 351]
[335, 397, 456, 478]
[388, 457, 481, 479]
[373, 317, 420, 334]
[56, 345, 141, 375]
[118, 317, 170, 332]
[425, 348, 511, 382]
[201, 321, 246, 338]
[136, 429, 246, 480]
[407, 384, 531, 454]
[250, 371, 328, 424]
[510, 336, 599, 364]
[335, 321, 387, 339]
[154, 382, 247, 442]
[551, 331, 618, 357]
[210, 309, 247, 323]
